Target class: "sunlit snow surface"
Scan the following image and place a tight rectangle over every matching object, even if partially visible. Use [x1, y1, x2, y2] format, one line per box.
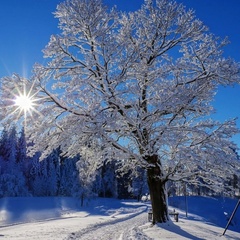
[0, 196, 239, 239]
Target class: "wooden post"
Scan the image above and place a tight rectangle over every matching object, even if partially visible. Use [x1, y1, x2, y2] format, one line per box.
[148, 208, 153, 222]
[222, 199, 240, 236]
[185, 183, 188, 218]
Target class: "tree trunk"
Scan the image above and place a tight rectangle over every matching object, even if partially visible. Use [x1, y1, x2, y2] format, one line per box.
[147, 154, 168, 224]
[81, 192, 84, 207]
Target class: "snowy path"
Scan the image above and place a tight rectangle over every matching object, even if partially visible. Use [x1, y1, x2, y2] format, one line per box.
[0, 215, 95, 240]
[66, 207, 151, 240]
[0, 201, 151, 240]
[1, 197, 240, 239]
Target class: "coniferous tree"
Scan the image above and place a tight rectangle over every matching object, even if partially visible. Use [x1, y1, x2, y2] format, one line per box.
[0, 126, 28, 196]
[116, 170, 132, 199]
[76, 154, 98, 206]
[59, 155, 80, 196]
[44, 148, 61, 196]
[132, 168, 148, 201]
[17, 127, 29, 186]
[96, 160, 117, 198]
[17, 127, 27, 166]
[28, 151, 41, 195]
[0, 127, 9, 161]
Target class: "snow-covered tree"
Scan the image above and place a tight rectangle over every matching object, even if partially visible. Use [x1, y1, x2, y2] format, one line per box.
[45, 148, 61, 196]
[76, 145, 100, 206]
[0, 126, 28, 196]
[95, 160, 117, 198]
[0, 127, 9, 161]
[58, 155, 80, 196]
[132, 167, 148, 201]
[31, 149, 61, 196]
[1, 0, 240, 223]
[17, 127, 29, 181]
[17, 128, 27, 164]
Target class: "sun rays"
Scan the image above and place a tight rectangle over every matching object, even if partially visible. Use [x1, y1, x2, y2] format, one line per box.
[1, 76, 43, 128]
[13, 83, 43, 124]
[15, 93, 35, 112]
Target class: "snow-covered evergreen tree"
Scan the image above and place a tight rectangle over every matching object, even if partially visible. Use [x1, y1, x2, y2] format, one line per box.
[58, 155, 80, 197]
[27, 151, 41, 195]
[76, 146, 100, 206]
[17, 127, 27, 164]
[96, 160, 117, 198]
[44, 148, 61, 196]
[132, 167, 148, 201]
[0, 126, 28, 196]
[0, 127, 9, 161]
[17, 127, 30, 187]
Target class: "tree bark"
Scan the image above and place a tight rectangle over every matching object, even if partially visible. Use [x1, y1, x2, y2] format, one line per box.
[146, 154, 168, 224]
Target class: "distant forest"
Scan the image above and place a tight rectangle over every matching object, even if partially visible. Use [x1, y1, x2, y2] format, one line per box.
[0, 126, 149, 201]
[0, 127, 239, 202]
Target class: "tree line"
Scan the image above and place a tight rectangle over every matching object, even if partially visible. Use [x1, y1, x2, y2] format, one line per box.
[0, 126, 238, 202]
[0, 126, 149, 202]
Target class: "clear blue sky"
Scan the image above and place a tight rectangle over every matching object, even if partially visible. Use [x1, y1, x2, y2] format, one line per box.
[0, 0, 240, 146]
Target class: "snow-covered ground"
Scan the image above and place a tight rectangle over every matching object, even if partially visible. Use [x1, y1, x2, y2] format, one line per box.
[0, 196, 239, 239]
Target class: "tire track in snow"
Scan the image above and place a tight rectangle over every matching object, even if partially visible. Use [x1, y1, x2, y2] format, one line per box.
[65, 206, 153, 240]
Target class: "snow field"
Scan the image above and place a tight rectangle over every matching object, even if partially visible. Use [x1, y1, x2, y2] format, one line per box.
[0, 196, 240, 239]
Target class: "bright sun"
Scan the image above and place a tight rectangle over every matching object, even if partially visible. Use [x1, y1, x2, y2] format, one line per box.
[2, 76, 42, 126]
[14, 94, 34, 111]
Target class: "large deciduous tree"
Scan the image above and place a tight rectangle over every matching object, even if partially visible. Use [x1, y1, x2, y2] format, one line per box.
[1, 0, 240, 223]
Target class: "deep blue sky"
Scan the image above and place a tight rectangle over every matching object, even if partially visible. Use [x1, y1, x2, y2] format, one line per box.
[0, 0, 240, 145]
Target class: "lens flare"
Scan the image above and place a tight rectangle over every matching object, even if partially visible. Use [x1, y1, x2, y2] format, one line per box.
[2, 80, 42, 128]
[0, 74, 45, 130]
[15, 94, 34, 112]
